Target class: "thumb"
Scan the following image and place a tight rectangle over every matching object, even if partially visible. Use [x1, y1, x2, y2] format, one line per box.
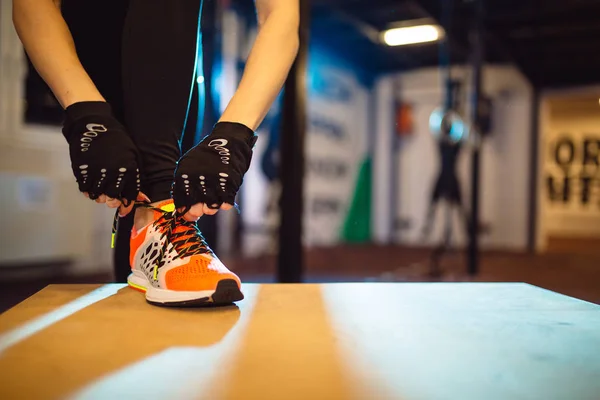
[137, 192, 151, 203]
[118, 191, 151, 217]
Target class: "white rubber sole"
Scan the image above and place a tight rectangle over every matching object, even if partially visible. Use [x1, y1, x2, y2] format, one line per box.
[127, 270, 243, 306]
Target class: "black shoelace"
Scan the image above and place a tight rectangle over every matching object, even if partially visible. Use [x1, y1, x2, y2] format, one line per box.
[111, 203, 212, 274]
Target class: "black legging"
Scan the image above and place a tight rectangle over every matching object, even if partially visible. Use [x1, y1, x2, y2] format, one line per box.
[61, 0, 201, 281]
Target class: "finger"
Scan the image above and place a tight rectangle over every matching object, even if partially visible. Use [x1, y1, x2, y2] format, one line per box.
[200, 177, 221, 211]
[89, 169, 109, 201]
[218, 172, 242, 206]
[183, 212, 200, 222]
[96, 168, 110, 195]
[118, 190, 150, 217]
[203, 203, 219, 215]
[190, 203, 205, 217]
[220, 203, 234, 211]
[220, 190, 237, 208]
[218, 174, 229, 196]
[137, 192, 151, 203]
[110, 166, 135, 203]
[134, 167, 142, 197]
[119, 201, 136, 217]
[81, 169, 103, 200]
[117, 174, 146, 207]
[183, 203, 204, 221]
[173, 174, 194, 207]
[76, 164, 93, 194]
[106, 197, 121, 209]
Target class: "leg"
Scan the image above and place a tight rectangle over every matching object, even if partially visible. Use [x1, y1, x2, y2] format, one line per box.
[115, 0, 200, 282]
[429, 202, 453, 279]
[120, 1, 242, 306]
[122, 0, 201, 204]
[421, 175, 443, 241]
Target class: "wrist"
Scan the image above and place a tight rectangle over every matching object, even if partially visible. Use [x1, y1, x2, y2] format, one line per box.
[65, 101, 113, 122]
[56, 69, 106, 109]
[62, 93, 106, 109]
[211, 121, 257, 147]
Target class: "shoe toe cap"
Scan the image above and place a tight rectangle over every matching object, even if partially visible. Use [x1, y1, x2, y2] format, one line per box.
[164, 260, 241, 292]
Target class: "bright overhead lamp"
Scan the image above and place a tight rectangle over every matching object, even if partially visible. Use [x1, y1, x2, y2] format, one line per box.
[382, 24, 444, 46]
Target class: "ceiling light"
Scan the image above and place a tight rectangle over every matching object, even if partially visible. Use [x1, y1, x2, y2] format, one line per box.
[382, 25, 444, 47]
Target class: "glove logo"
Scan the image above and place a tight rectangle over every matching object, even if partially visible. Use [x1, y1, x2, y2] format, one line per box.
[208, 139, 230, 165]
[80, 123, 107, 152]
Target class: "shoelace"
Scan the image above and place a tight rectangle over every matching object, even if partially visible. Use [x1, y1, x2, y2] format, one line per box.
[111, 203, 212, 271]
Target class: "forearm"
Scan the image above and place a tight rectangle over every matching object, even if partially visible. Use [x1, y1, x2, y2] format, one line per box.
[12, 0, 104, 108]
[219, 10, 299, 130]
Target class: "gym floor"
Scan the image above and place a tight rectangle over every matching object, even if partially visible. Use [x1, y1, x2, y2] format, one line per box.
[2, 240, 599, 313]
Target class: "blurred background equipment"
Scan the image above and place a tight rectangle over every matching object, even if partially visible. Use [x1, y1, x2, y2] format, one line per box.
[421, 79, 470, 278]
[419, 0, 471, 279]
[2, 0, 600, 310]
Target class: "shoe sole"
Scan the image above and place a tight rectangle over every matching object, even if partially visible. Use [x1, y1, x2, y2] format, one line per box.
[127, 271, 244, 307]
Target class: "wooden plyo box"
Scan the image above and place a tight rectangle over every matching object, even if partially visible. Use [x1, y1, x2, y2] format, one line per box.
[1, 283, 599, 400]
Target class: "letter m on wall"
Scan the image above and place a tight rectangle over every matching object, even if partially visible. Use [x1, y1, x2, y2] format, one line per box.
[546, 175, 570, 203]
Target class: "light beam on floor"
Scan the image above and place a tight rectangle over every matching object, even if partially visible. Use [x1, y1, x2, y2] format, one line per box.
[0, 284, 123, 354]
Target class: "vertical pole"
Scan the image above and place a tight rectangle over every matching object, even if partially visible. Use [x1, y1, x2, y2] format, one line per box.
[201, 0, 216, 139]
[218, 7, 243, 256]
[277, 0, 309, 283]
[197, 0, 219, 249]
[468, 0, 484, 276]
[527, 89, 540, 252]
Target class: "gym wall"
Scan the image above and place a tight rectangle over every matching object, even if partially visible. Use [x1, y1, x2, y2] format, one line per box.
[0, 0, 118, 273]
[373, 66, 533, 251]
[228, 10, 373, 256]
[538, 94, 600, 247]
[228, 0, 536, 253]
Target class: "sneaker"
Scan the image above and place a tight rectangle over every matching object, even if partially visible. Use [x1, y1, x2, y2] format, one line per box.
[126, 200, 243, 306]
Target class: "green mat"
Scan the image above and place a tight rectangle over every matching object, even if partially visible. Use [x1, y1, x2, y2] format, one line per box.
[340, 157, 372, 243]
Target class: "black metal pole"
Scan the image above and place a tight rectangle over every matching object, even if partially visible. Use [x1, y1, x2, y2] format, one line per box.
[197, 0, 218, 249]
[527, 89, 540, 252]
[468, 0, 484, 276]
[277, 0, 309, 283]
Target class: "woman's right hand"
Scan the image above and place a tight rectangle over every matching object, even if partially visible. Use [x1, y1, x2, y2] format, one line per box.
[63, 101, 147, 216]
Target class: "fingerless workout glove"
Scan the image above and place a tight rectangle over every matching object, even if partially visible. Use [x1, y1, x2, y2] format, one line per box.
[173, 121, 258, 209]
[62, 101, 141, 202]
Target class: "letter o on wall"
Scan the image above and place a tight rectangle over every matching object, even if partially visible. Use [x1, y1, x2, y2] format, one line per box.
[554, 136, 575, 167]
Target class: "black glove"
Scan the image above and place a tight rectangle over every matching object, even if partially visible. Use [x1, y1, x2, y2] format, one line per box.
[62, 101, 141, 202]
[173, 121, 257, 209]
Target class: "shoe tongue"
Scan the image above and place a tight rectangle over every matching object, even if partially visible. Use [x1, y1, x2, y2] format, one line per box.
[172, 217, 203, 251]
[154, 200, 192, 235]
[153, 199, 175, 220]
[156, 200, 175, 211]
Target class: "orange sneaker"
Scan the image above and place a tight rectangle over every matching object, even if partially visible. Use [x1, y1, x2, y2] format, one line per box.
[127, 200, 243, 306]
